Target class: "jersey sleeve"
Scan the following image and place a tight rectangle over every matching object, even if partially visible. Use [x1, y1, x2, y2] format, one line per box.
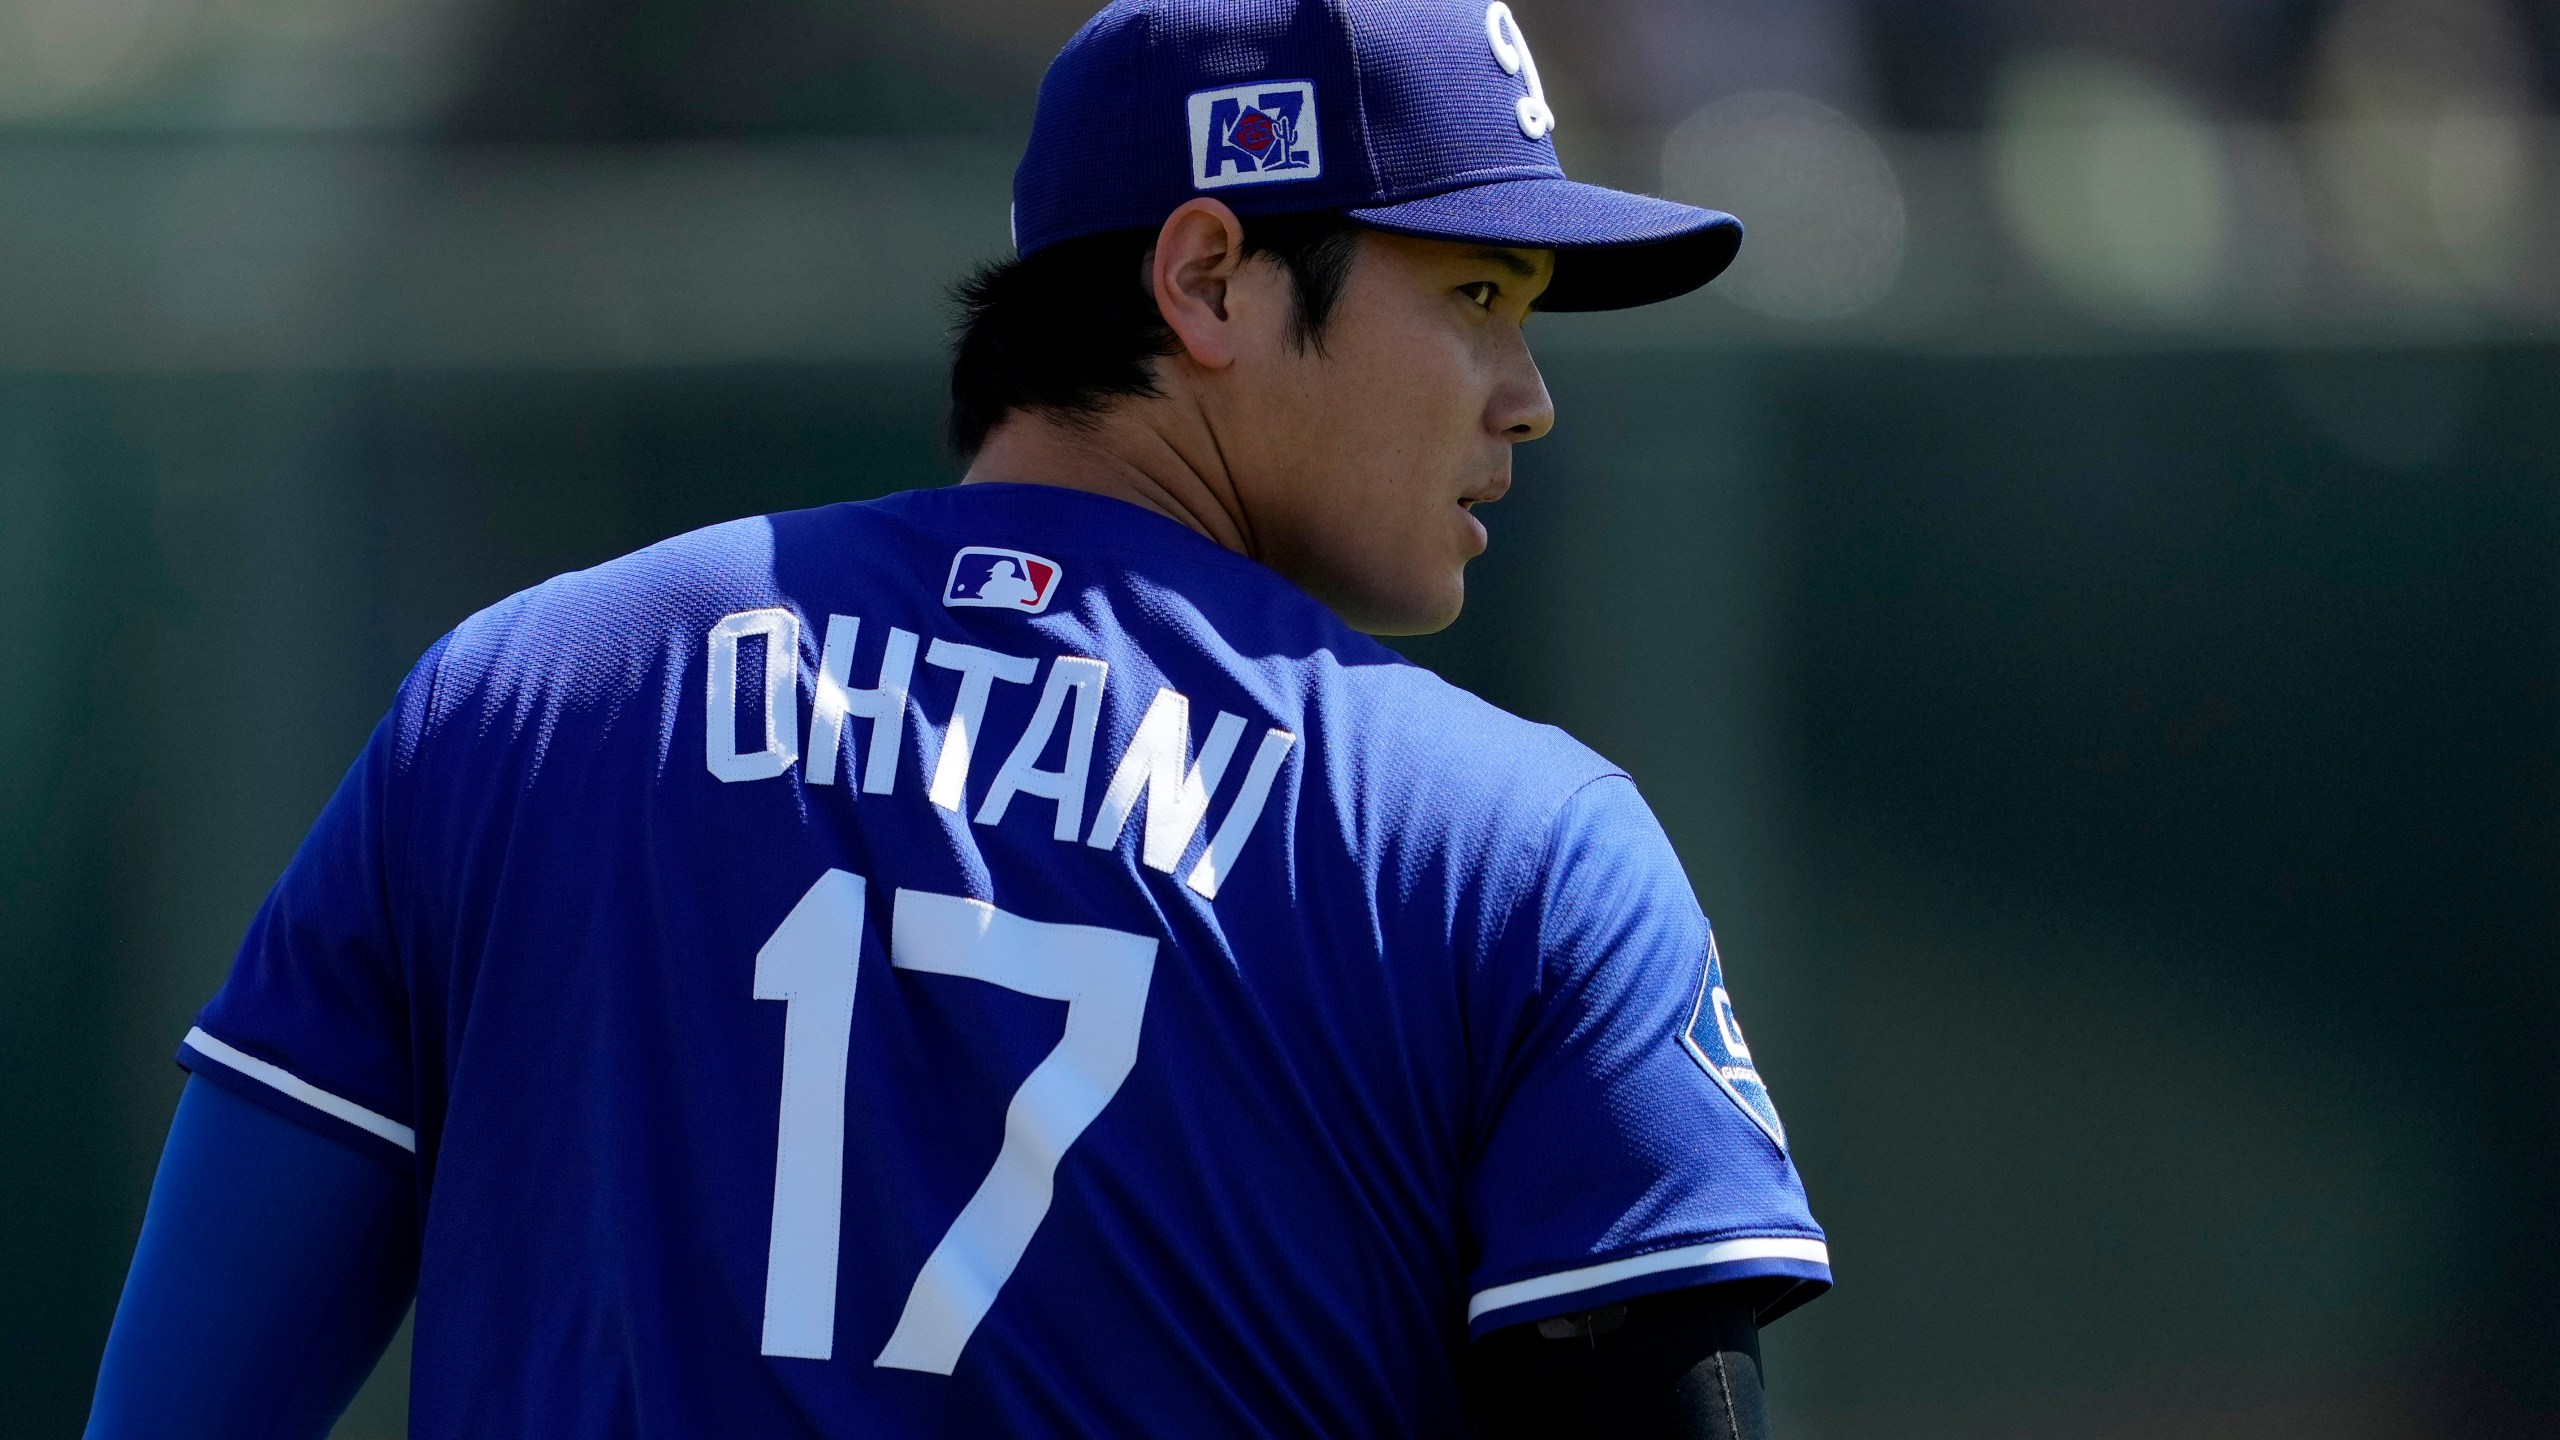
[177, 641, 448, 1169]
[1461, 775, 1830, 1337]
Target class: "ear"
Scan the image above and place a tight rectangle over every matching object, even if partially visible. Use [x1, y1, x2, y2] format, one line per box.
[1151, 198, 1250, 370]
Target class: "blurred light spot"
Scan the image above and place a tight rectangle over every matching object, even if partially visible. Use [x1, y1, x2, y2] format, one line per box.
[2308, 0, 2535, 305]
[198, 0, 498, 130]
[1661, 91, 1904, 322]
[2425, 109, 2528, 296]
[0, 0, 491, 130]
[224, 0, 415, 44]
[2311, 0, 2534, 118]
[2278, 349, 2480, 472]
[0, 0, 199, 118]
[2221, 128, 2315, 316]
[1991, 53, 2234, 321]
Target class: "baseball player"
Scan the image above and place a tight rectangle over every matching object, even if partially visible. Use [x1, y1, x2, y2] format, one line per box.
[87, 1, 1828, 1436]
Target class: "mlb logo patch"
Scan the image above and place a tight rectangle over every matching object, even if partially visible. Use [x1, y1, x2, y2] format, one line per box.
[1188, 81, 1323, 190]
[944, 546, 1062, 614]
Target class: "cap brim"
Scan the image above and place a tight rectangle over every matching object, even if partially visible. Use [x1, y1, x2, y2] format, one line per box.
[1344, 177, 1741, 312]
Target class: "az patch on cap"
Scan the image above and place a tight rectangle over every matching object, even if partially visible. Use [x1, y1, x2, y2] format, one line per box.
[1680, 935, 1788, 1151]
[944, 546, 1061, 614]
[1188, 81, 1322, 189]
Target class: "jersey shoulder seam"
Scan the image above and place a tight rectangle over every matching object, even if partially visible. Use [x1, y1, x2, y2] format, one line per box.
[1516, 770, 1640, 1003]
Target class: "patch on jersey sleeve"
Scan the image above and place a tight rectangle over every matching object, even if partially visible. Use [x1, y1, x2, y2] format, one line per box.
[1680, 936, 1787, 1151]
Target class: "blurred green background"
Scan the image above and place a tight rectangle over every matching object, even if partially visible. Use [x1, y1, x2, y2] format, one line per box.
[4, 0, 2557, 1435]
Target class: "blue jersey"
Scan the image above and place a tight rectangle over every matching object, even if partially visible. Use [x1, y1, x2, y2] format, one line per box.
[180, 483, 1829, 1438]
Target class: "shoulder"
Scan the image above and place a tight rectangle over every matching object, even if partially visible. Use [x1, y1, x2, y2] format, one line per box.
[1293, 643, 1634, 930]
[1318, 645, 1623, 818]
[426, 501, 904, 691]
[398, 506, 872, 770]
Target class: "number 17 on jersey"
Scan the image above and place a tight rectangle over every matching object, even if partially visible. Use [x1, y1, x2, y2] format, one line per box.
[754, 870, 1158, 1374]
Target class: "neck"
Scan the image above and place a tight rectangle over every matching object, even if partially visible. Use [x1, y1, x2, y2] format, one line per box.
[961, 402, 1257, 558]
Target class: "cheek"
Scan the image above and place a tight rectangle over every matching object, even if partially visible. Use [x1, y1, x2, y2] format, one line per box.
[1255, 304, 1488, 570]
[1307, 328, 1478, 467]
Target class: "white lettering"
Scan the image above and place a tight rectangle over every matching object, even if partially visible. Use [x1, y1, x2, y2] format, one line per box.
[976, 656, 1109, 841]
[707, 608, 800, 783]
[1185, 727, 1295, 899]
[1713, 987, 1752, 1060]
[807, 615, 918, 795]
[1086, 687, 1246, 874]
[1486, 3, 1557, 141]
[923, 639, 1038, 812]
[768, 621, 1292, 901]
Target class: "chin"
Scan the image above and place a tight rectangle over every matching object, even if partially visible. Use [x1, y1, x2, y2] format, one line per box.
[1342, 577, 1467, 637]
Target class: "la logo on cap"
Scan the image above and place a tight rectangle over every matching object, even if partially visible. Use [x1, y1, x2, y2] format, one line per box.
[944, 547, 1061, 614]
[1485, 3, 1556, 140]
[1187, 81, 1323, 190]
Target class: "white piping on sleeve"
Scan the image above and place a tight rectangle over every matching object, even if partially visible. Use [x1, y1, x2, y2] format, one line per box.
[1468, 1236, 1830, 1322]
[183, 1027, 418, 1153]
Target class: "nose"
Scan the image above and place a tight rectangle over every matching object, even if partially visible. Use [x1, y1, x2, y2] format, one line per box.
[1489, 333, 1555, 444]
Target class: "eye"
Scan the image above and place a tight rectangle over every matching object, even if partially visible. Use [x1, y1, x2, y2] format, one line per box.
[1459, 281, 1499, 310]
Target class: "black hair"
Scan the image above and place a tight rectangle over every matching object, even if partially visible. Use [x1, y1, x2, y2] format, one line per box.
[946, 211, 1364, 459]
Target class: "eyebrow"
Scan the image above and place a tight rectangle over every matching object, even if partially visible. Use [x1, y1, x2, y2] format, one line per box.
[1460, 246, 1547, 280]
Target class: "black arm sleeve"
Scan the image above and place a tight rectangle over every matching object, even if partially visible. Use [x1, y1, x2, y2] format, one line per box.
[1463, 1282, 1775, 1440]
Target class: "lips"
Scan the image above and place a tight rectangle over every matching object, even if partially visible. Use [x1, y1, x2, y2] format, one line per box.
[1458, 503, 1490, 553]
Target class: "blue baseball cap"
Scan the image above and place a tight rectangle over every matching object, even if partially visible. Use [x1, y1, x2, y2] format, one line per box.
[1011, 0, 1743, 312]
